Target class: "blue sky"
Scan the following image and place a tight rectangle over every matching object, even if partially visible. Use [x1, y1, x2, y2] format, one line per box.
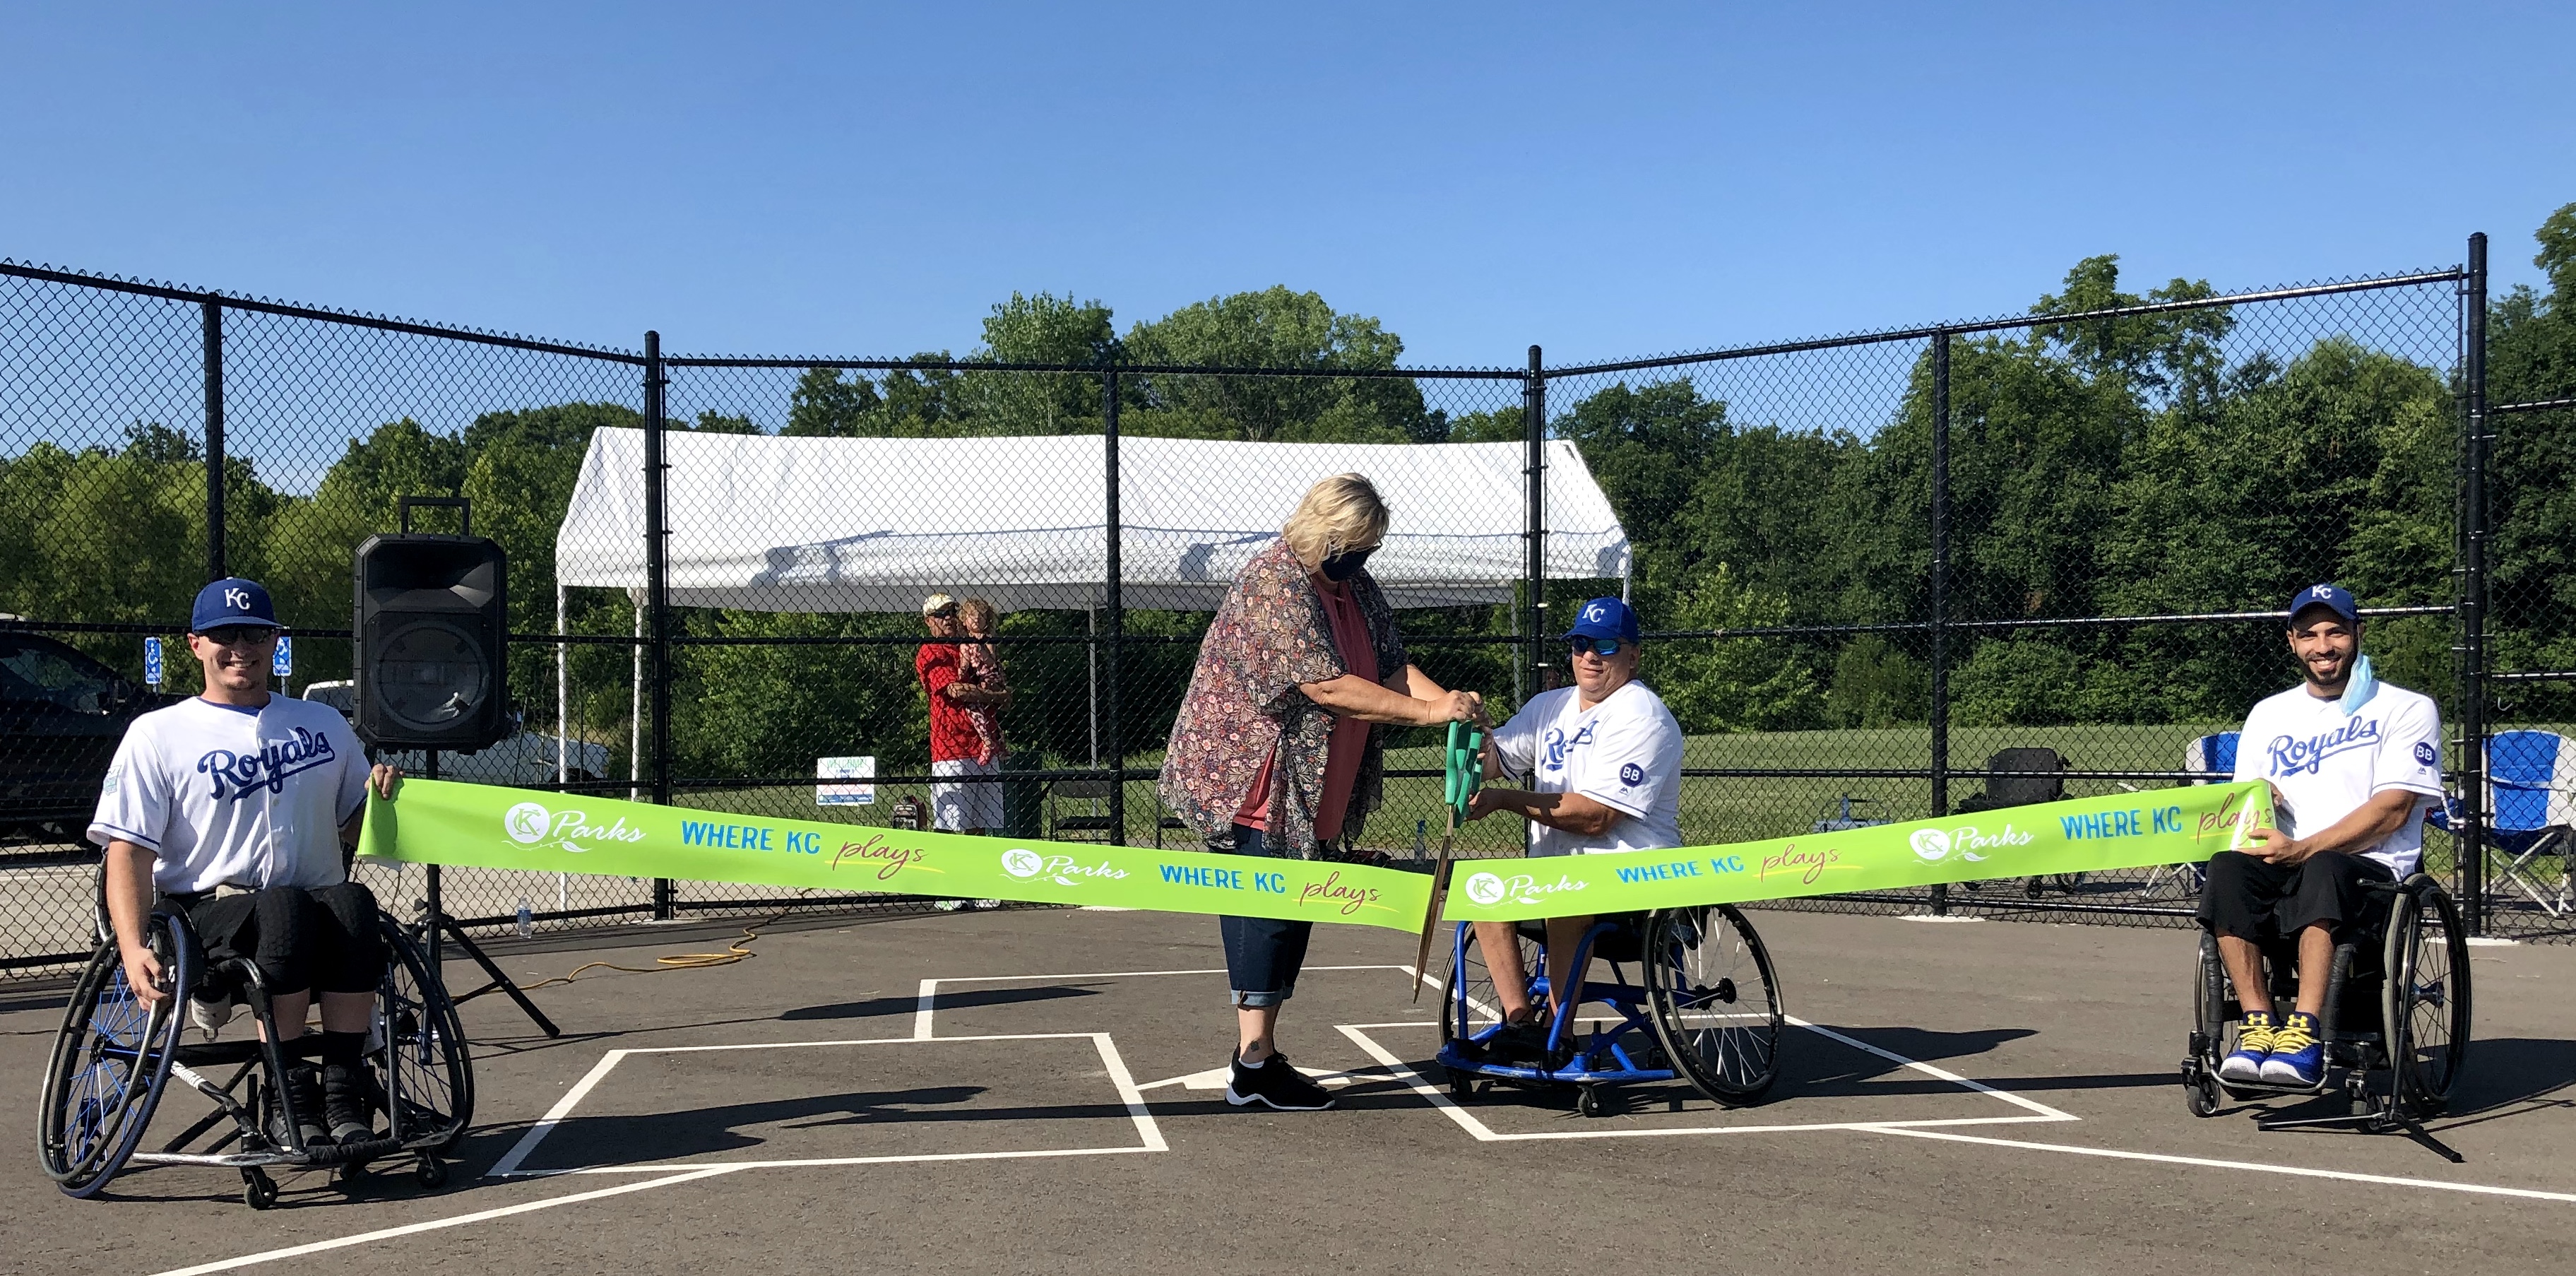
[4, 3, 2568, 368]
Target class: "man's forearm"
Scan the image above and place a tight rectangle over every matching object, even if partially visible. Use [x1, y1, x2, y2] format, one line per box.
[1481, 788, 1619, 837]
[2292, 790, 2423, 858]
[105, 841, 155, 952]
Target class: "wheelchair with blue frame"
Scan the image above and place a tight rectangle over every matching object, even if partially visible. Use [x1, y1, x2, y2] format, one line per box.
[2180, 872, 2469, 1132]
[1435, 906, 1783, 1116]
[38, 870, 473, 1207]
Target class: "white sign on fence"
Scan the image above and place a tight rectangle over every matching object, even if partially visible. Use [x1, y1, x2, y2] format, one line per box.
[816, 755, 876, 806]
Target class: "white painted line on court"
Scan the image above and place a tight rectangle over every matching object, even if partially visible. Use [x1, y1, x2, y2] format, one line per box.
[1092, 1030, 1170, 1153]
[1860, 1126, 2576, 1204]
[1788, 1015, 2077, 1122]
[149, 1166, 744, 1276]
[485, 1048, 633, 1178]
[1336, 1024, 2072, 1143]
[486, 1032, 1163, 1178]
[913, 964, 1408, 1040]
[560, 1146, 1157, 1173]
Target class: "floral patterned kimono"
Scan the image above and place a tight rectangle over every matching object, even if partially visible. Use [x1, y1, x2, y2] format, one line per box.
[1158, 538, 1408, 858]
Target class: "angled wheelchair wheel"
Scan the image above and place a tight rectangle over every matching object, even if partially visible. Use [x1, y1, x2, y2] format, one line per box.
[1441, 921, 1533, 1056]
[376, 918, 473, 1154]
[40, 913, 194, 1198]
[2383, 880, 2470, 1116]
[1644, 906, 1782, 1104]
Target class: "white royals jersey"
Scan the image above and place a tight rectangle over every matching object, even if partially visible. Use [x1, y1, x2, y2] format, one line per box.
[1491, 680, 1685, 858]
[88, 695, 372, 894]
[2233, 680, 2445, 876]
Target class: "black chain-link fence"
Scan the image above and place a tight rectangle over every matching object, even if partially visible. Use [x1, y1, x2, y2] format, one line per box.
[5, 232, 2565, 978]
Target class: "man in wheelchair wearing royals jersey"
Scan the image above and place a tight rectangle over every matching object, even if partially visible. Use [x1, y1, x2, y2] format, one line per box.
[88, 577, 402, 1150]
[2202, 584, 2446, 1088]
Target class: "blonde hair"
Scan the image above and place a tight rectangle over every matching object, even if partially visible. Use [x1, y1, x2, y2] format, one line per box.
[957, 597, 999, 633]
[1281, 473, 1390, 572]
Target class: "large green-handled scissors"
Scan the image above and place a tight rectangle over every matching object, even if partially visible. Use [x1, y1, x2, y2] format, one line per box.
[1412, 719, 1485, 1002]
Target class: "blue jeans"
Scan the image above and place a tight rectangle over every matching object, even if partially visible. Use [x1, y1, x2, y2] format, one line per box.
[1219, 824, 1311, 1008]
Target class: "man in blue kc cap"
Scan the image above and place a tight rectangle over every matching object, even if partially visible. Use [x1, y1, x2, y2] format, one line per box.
[1459, 596, 1687, 1064]
[2198, 583, 2446, 1087]
[90, 577, 403, 1150]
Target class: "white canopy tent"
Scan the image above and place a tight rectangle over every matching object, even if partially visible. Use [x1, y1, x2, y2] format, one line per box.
[549, 428, 1632, 781]
[554, 428, 1631, 612]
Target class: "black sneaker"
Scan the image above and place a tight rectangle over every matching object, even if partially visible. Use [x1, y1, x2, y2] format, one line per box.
[268, 1063, 333, 1150]
[1224, 1051, 1334, 1111]
[1487, 1018, 1564, 1067]
[322, 1063, 378, 1144]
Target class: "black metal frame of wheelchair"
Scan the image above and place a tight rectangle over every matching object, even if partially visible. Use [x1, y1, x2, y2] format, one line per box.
[2180, 873, 2471, 1135]
[1434, 906, 1784, 1118]
[38, 887, 475, 1208]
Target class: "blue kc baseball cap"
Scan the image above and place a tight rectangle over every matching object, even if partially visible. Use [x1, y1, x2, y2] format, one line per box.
[2286, 582, 2359, 625]
[1564, 596, 1641, 643]
[190, 578, 282, 633]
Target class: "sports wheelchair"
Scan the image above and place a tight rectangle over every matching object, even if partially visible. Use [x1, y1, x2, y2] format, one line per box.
[39, 875, 474, 1207]
[2180, 873, 2470, 1132]
[1436, 906, 1783, 1116]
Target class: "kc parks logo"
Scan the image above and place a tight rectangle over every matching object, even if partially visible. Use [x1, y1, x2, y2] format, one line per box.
[224, 586, 251, 610]
[1461, 869, 1588, 909]
[1907, 822, 2034, 863]
[999, 847, 1129, 887]
[501, 801, 645, 854]
[1581, 601, 1610, 625]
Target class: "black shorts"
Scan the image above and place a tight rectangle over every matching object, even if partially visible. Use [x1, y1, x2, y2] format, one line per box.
[2197, 851, 2394, 943]
[164, 882, 385, 998]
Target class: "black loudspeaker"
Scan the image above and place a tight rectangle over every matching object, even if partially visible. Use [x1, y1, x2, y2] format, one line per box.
[352, 524, 508, 751]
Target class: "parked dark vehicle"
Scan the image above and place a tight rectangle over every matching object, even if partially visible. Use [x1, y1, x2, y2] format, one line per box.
[0, 631, 174, 841]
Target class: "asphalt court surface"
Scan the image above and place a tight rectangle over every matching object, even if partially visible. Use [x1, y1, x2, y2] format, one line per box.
[5, 905, 2573, 1275]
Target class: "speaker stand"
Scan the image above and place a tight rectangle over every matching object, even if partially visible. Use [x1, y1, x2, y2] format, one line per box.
[415, 748, 562, 1039]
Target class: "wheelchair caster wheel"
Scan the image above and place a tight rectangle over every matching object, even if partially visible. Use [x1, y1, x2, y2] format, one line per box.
[2185, 1075, 2220, 1118]
[338, 1160, 370, 1187]
[415, 1156, 448, 1188]
[243, 1169, 278, 1210]
[1446, 1073, 1475, 1101]
[1577, 1087, 1607, 1118]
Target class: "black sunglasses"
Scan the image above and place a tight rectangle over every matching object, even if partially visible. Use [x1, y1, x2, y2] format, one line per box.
[1566, 637, 1626, 658]
[197, 627, 278, 648]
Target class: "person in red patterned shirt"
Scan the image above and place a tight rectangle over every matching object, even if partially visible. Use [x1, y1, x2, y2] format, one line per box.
[917, 593, 1007, 835]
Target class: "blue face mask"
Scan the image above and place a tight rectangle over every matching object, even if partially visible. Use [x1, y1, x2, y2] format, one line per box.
[2339, 652, 2377, 716]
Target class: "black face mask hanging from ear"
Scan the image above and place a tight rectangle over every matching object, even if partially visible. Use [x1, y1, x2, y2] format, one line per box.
[1319, 546, 1375, 582]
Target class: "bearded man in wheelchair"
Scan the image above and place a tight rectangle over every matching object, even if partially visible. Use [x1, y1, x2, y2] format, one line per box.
[2199, 585, 2446, 1089]
[88, 578, 405, 1150]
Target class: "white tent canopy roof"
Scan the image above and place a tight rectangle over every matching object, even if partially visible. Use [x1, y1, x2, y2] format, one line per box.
[555, 429, 1630, 613]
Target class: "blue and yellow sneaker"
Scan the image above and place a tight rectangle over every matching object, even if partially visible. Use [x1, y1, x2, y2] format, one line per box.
[2260, 1010, 2324, 1087]
[2217, 1010, 2277, 1084]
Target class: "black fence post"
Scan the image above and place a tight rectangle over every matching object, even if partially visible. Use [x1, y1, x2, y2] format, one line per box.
[202, 298, 225, 582]
[1524, 345, 1548, 695]
[643, 330, 674, 921]
[1104, 365, 1125, 843]
[1928, 329, 1952, 916]
[2459, 235, 2489, 935]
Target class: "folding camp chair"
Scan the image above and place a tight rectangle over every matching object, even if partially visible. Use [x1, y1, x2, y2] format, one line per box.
[1954, 748, 2071, 896]
[2144, 732, 2239, 898]
[1045, 779, 1119, 844]
[2485, 731, 2574, 916]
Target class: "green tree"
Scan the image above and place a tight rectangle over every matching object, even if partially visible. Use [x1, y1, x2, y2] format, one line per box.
[1123, 287, 1432, 442]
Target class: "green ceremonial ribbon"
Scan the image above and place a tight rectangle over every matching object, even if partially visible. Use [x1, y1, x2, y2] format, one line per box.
[357, 778, 2272, 933]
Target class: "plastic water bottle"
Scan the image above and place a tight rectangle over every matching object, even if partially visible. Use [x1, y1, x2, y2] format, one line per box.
[516, 900, 534, 939]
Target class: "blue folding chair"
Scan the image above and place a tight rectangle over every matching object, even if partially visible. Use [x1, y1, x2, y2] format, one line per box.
[2483, 731, 2574, 916]
[2147, 732, 2239, 897]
